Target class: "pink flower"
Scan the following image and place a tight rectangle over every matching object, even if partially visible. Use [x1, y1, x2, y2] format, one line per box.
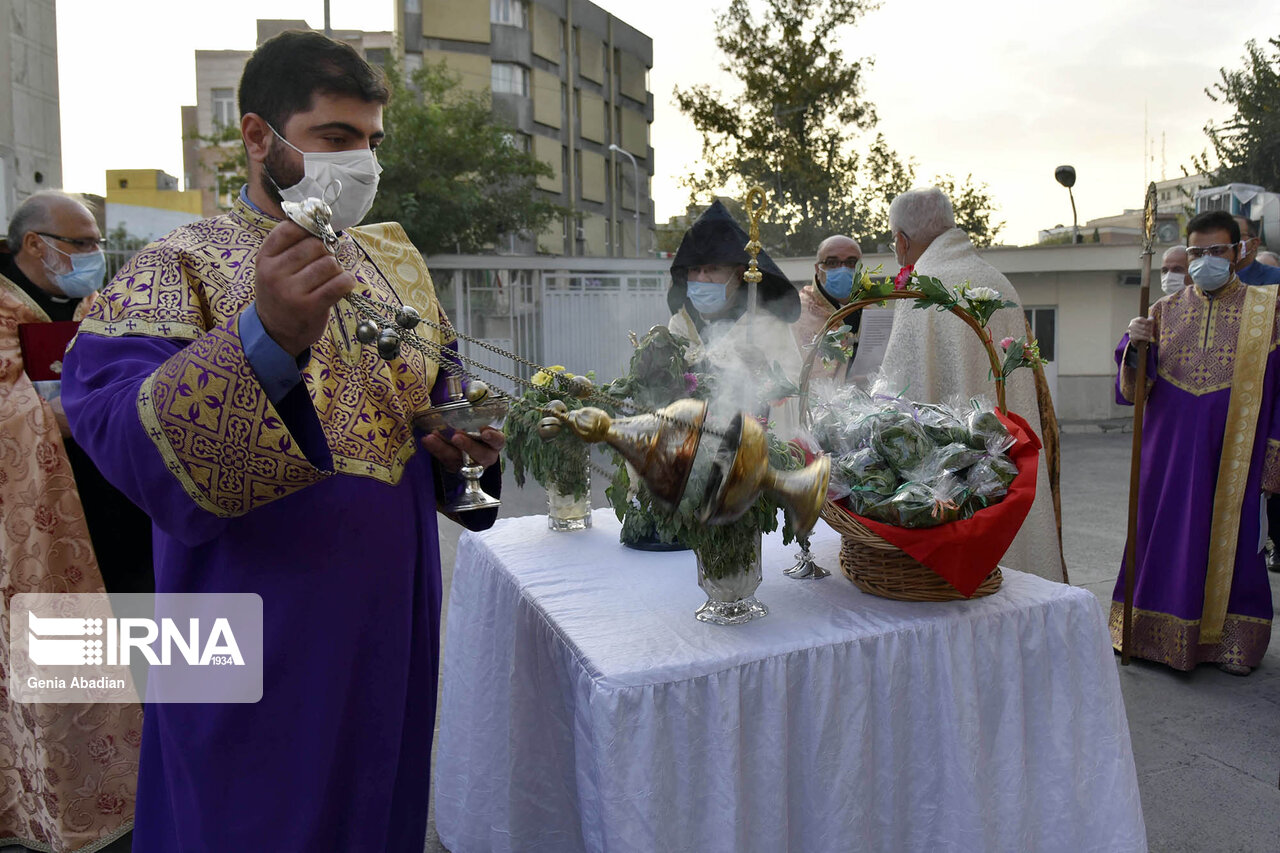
[1000, 337, 1015, 351]
[893, 265, 915, 289]
[683, 372, 698, 395]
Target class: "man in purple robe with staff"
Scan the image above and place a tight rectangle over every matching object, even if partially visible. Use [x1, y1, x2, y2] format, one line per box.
[61, 31, 503, 851]
[1114, 210, 1276, 676]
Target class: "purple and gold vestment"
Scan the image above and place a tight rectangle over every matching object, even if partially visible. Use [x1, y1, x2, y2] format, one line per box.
[62, 198, 497, 851]
[1113, 278, 1276, 670]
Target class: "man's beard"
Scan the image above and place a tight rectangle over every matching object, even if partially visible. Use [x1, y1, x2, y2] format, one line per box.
[259, 139, 303, 206]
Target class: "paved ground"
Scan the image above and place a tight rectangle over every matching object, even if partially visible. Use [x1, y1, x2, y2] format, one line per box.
[426, 432, 1280, 853]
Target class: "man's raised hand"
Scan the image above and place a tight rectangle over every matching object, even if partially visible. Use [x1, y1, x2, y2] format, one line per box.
[255, 220, 356, 356]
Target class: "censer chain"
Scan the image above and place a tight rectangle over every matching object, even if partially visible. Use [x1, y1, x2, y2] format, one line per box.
[341, 293, 730, 441]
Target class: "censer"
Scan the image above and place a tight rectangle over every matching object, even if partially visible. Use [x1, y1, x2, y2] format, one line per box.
[281, 193, 830, 535]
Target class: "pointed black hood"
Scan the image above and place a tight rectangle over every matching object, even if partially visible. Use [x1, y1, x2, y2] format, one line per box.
[667, 200, 800, 325]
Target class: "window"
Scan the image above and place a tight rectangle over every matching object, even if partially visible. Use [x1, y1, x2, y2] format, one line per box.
[211, 88, 236, 129]
[490, 0, 526, 28]
[365, 48, 390, 67]
[1023, 307, 1057, 362]
[491, 63, 529, 96]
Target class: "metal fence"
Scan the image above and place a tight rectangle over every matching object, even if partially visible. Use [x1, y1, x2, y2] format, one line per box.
[99, 246, 674, 391]
[427, 256, 673, 393]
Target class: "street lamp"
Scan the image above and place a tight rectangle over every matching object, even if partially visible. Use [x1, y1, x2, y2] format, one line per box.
[609, 143, 641, 258]
[1054, 165, 1080, 244]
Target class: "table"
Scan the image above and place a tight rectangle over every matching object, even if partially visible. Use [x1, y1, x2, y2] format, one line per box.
[434, 511, 1146, 853]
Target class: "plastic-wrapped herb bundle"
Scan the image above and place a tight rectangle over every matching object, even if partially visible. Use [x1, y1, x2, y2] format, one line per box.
[964, 400, 1014, 453]
[916, 402, 969, 446]
[962, 453, 1019, 516]
[831, 447, 897, 511]
[818, 393, 1021, 529]
[863, 476, 967, 527]
[870, 414, 931, 476]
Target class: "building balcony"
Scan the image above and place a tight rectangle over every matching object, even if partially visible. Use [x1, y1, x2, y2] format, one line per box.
[490, 24, 532, 67]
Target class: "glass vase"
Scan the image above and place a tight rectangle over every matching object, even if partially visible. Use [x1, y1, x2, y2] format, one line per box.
[694, 530, 767, 625]
[546, 482, 591, 532]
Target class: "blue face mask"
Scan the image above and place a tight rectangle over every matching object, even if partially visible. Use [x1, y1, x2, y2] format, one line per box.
[1189, 255, 1232, 291]
[687, 279, 729, 316]
[41, 238, 107, 298]
[822, 266, 856, 301]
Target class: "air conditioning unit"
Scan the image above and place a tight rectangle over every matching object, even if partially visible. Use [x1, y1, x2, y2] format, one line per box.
[1156, 221, 1181, 244]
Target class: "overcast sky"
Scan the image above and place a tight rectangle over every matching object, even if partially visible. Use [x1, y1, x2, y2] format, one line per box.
[56, 0, 1280, 247]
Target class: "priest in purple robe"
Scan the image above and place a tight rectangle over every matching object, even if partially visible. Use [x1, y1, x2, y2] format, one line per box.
[61, 31, 502, 851]
[1113, 209, 1277, 675]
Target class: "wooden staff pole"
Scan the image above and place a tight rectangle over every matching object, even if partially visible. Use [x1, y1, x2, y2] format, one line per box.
[1121, 183, 1158, 665]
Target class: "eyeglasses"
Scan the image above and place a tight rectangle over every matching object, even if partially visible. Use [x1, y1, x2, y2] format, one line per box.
[38, 232, 107, 251]
[1186, 243, 1236, 260]
[818, 257, 861, 270]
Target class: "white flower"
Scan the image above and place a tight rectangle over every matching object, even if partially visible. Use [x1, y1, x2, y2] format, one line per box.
[967, 286, 1001, 302]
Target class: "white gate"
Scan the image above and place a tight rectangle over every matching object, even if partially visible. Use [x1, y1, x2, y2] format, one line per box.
[541, 273, 670, 384]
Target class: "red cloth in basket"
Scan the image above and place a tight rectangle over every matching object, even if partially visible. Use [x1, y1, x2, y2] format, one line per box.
[830, 410, 1041, 597]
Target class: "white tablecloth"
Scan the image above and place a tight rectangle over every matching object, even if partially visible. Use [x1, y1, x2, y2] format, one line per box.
[434, 511, 1146, 853]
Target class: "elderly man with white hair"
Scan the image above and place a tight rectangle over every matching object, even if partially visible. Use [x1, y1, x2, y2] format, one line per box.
[879, 186, 1064, 581]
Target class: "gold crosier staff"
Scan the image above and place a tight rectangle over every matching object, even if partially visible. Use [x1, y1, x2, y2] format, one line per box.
[743, 186, 767, 316]
[1121, 182, 1158, 665]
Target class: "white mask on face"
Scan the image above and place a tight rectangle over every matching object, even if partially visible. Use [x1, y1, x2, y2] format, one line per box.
[268, 124, 382, 232]
[1160, 271, 1187, 295]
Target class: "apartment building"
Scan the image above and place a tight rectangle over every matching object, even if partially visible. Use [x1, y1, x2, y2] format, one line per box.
[400, 0, 655, 257]
[0, 0, 61, 227]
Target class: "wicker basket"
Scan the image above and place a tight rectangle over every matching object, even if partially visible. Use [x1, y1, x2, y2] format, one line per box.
[820, 501, 1002, 600]
[800, 291, 1013, 602]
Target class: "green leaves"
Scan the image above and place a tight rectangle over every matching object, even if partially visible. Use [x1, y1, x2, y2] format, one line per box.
[999, 336, 1044, 378]
[910, 274, 957, 313]
[367, 60, 565, 254]
[502, 374, 595, 500]
[1193, 37, 1280, 192]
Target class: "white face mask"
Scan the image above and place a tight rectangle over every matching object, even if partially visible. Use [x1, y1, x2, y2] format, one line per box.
[268, 124, 382, 232]
[1160, 271, 1187, 295]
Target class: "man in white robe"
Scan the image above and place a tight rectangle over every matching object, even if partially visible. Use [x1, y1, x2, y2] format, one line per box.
[880, 187, 1064, 581]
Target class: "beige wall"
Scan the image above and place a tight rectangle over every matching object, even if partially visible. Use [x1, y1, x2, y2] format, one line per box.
[531, 4, 560, 61]
[538, 218, 564, 254]
[422, 0, 490, 43]
[423, 50, 491, 95]
[618, 51, 647, 102]
[533, 134, 562, 193]
[532, 69, 562, 128]
[581, 213, 607, 256]
[579, 92, 605, 143]
[580, 149, 606, 203]
[578, 34, 605, 83]
[620, 106, 647, 155]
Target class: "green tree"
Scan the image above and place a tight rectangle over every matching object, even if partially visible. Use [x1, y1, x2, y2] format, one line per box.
[191, 123, 248, 211]
[931, 173, 1006, 248]
[1192, 36, 1280, 190]
[675, 0, 899, 254]
[368, 61, 563, 254]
